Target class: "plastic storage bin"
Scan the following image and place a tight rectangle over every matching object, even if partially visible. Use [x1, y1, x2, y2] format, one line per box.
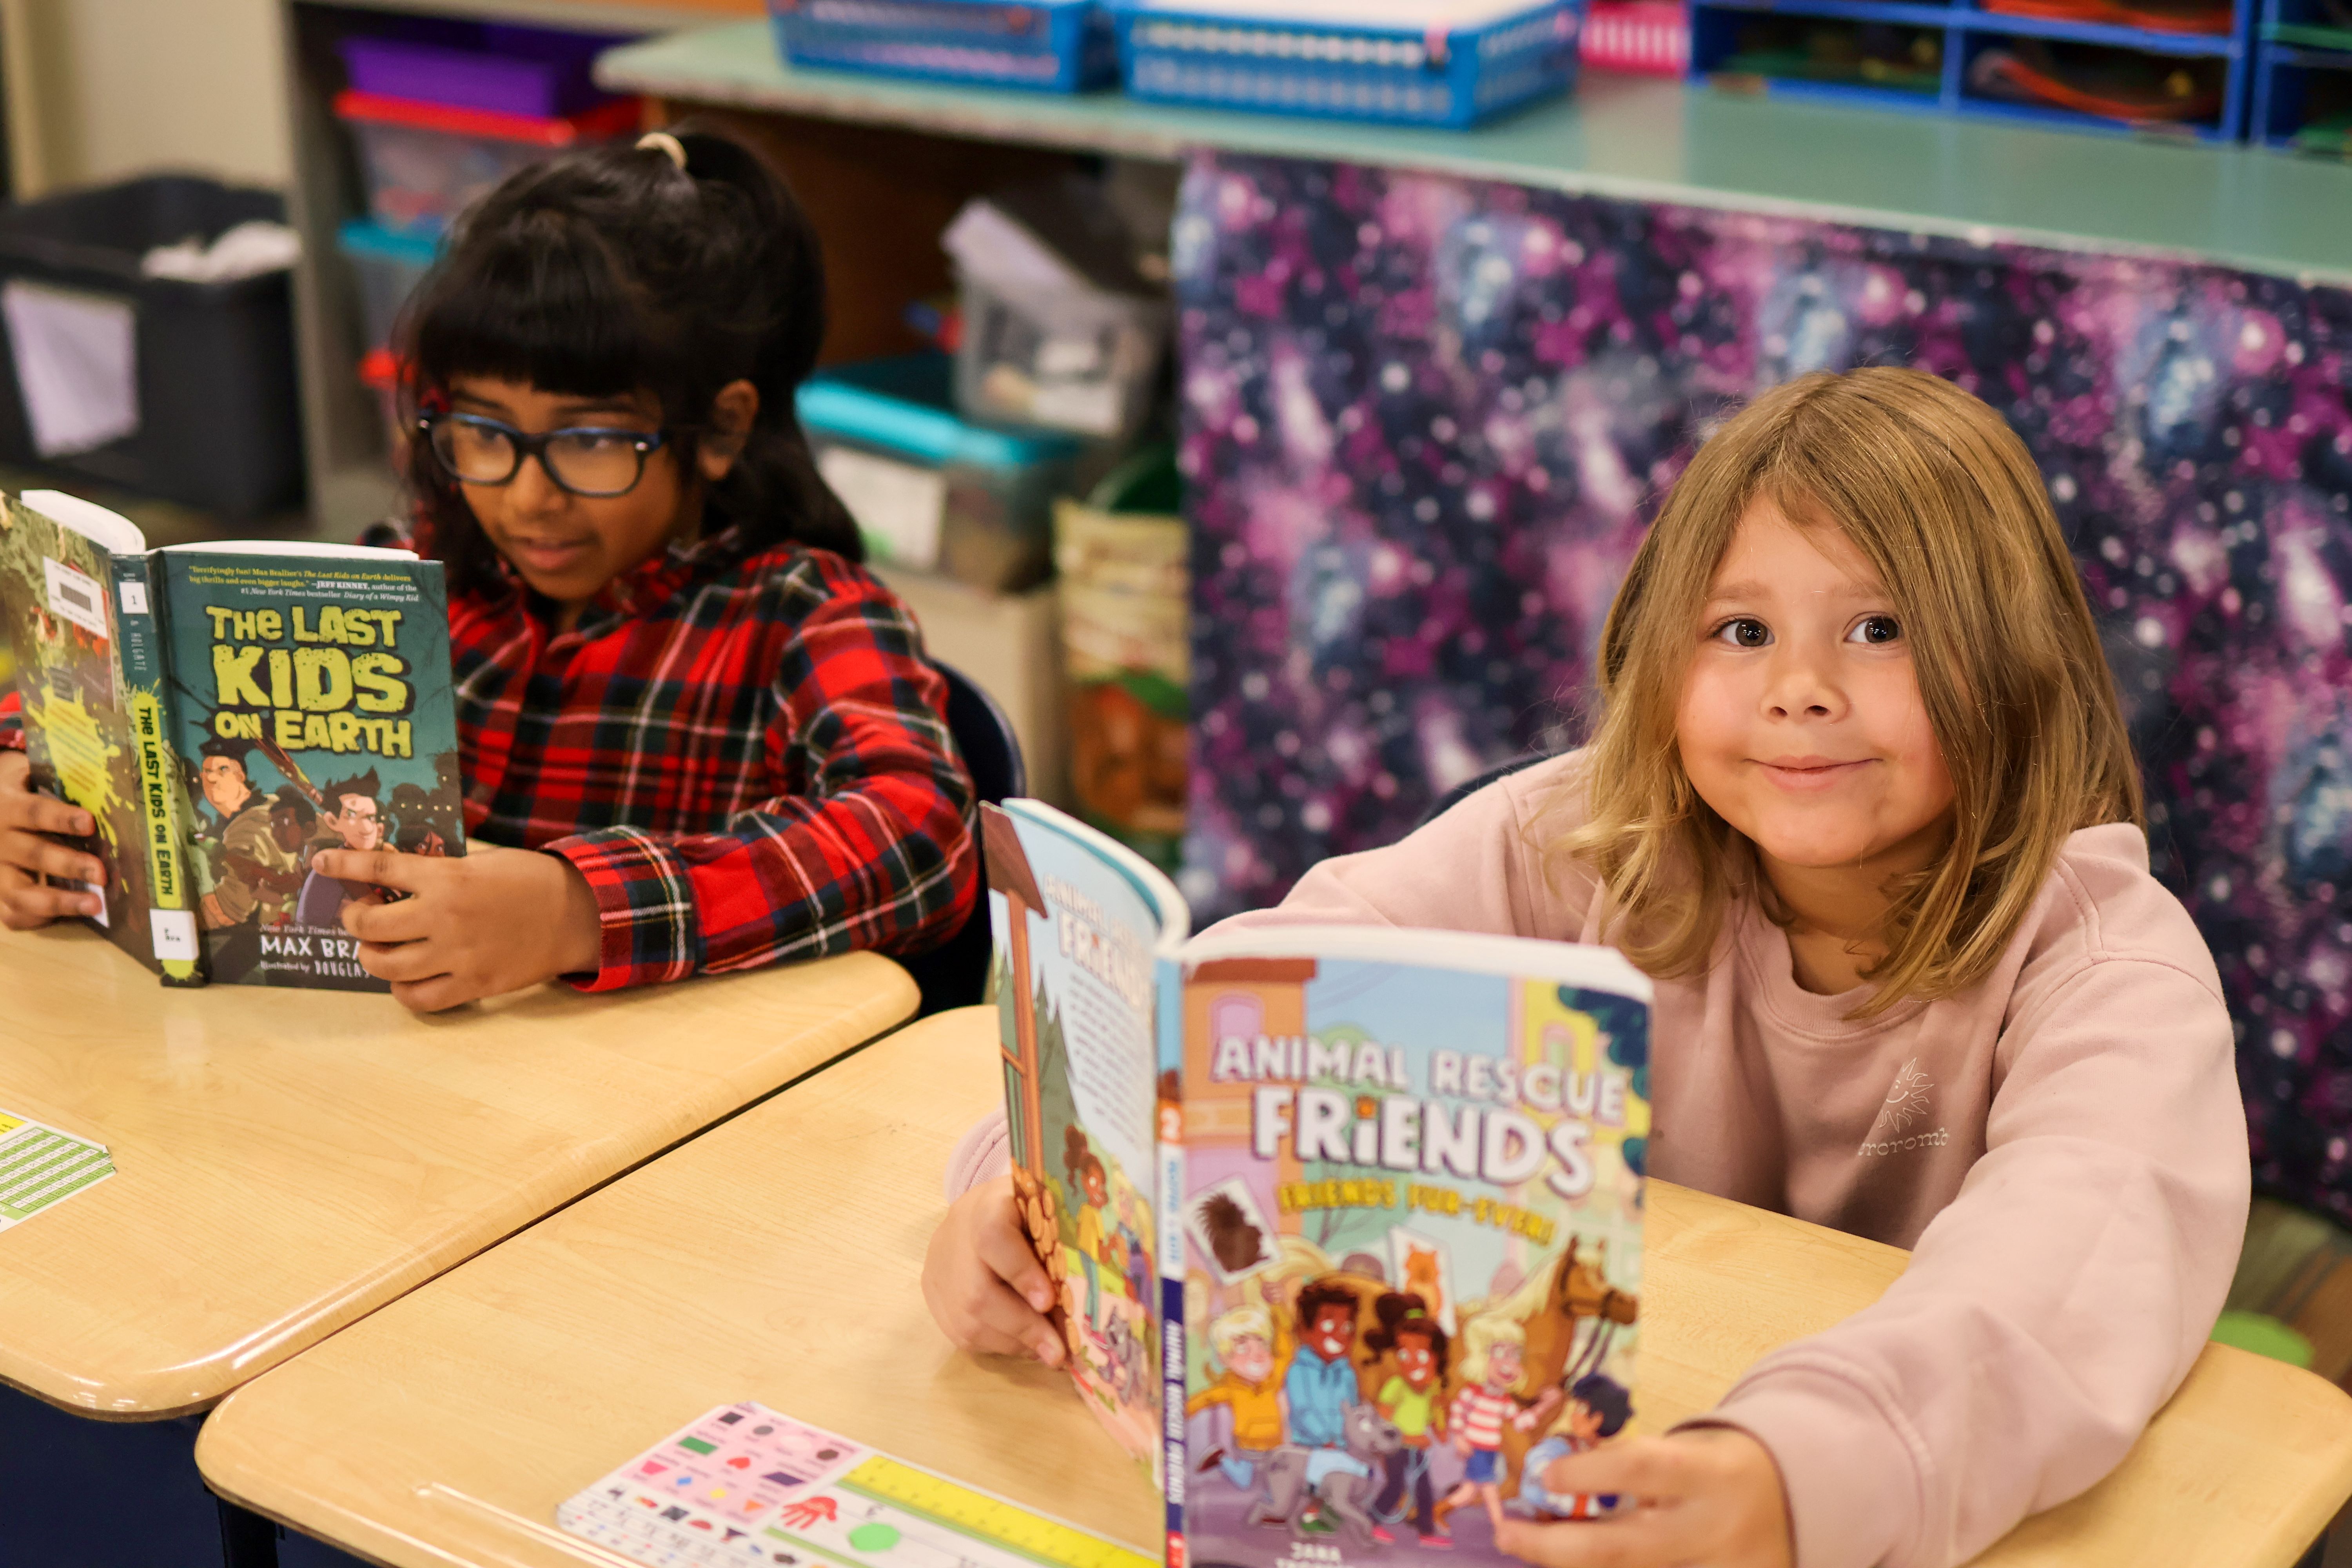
[2252, 0, 2352, 149]
[956, 271, 1166, 439]
[334, 90, 640, 236]
[768, 0, 1119, 91]
[338, 27, 620, 118]
[799, 354, 1082, 592]
[1108, 0, 1584, 127]
[1690, 0, 2254, 140]
[1583, 0, 1689, 74]
[337, 219, 437, 349]
[0, 176, 301, 517]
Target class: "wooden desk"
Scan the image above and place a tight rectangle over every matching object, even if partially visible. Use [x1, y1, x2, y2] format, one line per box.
[198, 1003, 1160, 1565]
[198, 1005, 2352, 1568]
[0, 923, 914, 1419]
[1641, 1182, 2352, 1567]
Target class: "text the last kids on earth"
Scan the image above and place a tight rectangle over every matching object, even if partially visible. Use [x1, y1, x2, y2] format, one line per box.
[201, 604, 419, 758]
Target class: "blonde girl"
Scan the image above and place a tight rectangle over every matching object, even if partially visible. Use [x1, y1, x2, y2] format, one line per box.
[924, 368, 2245, 1568]
[1437, 1314, 1529, 1534]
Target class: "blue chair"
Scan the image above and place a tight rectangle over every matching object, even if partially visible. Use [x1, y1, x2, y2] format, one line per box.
[1416, 751, 1552, 829]
[902, 662, 1026, 1016]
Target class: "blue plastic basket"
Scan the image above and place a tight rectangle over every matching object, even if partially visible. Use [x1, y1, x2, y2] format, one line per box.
[1689, 0, 2256, 142]
[2249, 0, 2352, 149]
[768, 0, 1120, 91]
[1107, 1, 1583, 127]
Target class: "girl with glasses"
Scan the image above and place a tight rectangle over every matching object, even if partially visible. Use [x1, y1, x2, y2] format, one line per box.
[290, 125, 978, 1010]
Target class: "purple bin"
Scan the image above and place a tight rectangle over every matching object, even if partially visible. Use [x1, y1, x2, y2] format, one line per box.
[337, 27, 620, 119]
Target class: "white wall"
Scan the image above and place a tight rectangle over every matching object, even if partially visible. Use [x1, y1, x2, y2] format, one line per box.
[3, 0, 292, 197]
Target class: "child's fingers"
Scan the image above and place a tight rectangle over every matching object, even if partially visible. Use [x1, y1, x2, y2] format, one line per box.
[976, 1202, 1057, 1314]
[344, 896, 433, 945]
[356, 938, 448, 984]
[312, 848, 434, 893]
[1493, 1515, 1669, 1568]
[1537, 1436, 1681, 1501]
[0, 791, 94, 838]
[390, 974, 477, 1013]
[0, 873, 98, 928]
[0, 829, 102, 887]
[954, 1274, 1065, 1365]
[958, 1307, 1066, 1364]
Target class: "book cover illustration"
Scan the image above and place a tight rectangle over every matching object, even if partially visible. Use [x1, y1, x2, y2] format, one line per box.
[163, 546, 465, 990]
[1177, 939, 1648, 1566]
[983, 802, 1180, 1471]
[0, 494, 172, 975]
[557, 1399, 1160, 1568]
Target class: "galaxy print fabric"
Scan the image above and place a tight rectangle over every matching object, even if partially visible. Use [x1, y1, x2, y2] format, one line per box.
[1174, 150, 2352, 1218]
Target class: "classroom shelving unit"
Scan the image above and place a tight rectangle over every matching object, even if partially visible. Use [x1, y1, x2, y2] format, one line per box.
[1688, 0, 2259, 141]
[275, 0, 759, 538]
[2250, 0, 2352, 149]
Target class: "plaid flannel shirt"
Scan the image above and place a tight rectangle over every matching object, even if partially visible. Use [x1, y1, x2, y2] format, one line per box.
[4, 527, 979, 992]
[448, 528, 977, 990]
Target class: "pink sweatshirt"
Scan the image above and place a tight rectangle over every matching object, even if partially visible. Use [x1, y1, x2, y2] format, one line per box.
[947, 755, 2249, 1568]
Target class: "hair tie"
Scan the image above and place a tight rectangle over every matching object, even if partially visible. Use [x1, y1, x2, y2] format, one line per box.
[637, 131, 688, 172]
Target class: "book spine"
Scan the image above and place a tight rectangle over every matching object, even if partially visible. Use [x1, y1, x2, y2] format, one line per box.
[1155, 952, 1185, 1568]
[112, 553, 204, 986]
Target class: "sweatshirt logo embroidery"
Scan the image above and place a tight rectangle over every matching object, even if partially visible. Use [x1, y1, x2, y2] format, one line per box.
[1858, 1058, 1948, 1156]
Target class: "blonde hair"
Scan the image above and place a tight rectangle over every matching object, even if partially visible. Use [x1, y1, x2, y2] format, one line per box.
[1457, 1314, 1527, 1390]
[1210, 1304, 1273, 1363]
[1562, 368, 2140, 1017]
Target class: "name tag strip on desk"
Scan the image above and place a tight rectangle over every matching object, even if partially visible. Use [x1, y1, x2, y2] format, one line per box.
[0, 1111, 113, 1230]
[558, 1401, 1157, 1568]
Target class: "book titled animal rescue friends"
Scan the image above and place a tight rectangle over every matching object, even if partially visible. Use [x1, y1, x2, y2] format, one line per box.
[983, 800, 1650, 1568]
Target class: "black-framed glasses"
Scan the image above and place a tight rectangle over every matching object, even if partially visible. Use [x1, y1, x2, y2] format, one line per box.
[419, 411, 670, 499]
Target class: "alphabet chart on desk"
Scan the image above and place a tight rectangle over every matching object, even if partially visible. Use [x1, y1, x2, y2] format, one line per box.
[0, 1111, 113, 1230]
[558, 1402, 1158, 1568]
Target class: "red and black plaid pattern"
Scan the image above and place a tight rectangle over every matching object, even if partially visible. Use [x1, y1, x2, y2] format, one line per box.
[449, 529, 976, 990]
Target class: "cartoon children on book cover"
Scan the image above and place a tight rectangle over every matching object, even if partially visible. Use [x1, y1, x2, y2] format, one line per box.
[983, 808, 1163, 1470]
[168, 554, 464, 989]
[1179, 958, 1646, 1568]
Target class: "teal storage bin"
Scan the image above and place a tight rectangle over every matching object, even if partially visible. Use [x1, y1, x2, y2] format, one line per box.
[336, 218, 438, 350]
[799, 354, 1082, 592]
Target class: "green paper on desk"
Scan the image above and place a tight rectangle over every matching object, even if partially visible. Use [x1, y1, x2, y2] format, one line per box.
[0, 1111, 114, 1229]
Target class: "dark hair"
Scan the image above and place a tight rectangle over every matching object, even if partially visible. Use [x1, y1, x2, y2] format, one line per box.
[200, 737, 250, 769]
[398, 123, 860, 598]
[1361, 1290, 1448, 1367]
[1063, 1125, 1105, 1194]
[1298, 1280, 1358, 1332]
[269, 788, 316, 826]
[320, 768, 382, 810]
[1570, 1374, 1632, 1437]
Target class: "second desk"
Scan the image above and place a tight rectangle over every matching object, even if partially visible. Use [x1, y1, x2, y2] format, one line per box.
[0, 925, 915, 1417]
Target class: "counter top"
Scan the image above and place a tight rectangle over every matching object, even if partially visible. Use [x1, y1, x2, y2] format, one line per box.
[598, 20, 2352, 286]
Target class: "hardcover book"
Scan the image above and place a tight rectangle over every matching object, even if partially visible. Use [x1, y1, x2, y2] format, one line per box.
[0, 490, 465, 988]
[982, 799, 1650, 1568]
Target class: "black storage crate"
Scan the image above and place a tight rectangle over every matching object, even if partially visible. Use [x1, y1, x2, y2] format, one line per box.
[0, 176, 303, 518]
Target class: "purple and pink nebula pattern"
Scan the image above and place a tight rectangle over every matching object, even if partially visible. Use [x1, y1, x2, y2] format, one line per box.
[1175, 151, 2352, 1218]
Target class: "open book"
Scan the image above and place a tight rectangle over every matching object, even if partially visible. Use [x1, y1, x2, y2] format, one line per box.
[0, 490, 465, 988]
[983, 800, 1650, 1567]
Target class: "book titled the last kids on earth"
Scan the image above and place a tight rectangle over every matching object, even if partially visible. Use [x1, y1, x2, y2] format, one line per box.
[983, 799, 1651, 1568]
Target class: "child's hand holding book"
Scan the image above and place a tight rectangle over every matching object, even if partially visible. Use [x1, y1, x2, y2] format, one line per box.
[1494, 1428, 1790, 1568]
[923, 1174, 1067, 1368]
[0, 751, 105, 929]
[312, 842, 601, 1011]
